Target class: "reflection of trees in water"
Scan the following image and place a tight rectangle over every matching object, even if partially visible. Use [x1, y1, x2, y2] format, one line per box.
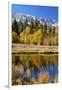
[12, 54, 58, 85]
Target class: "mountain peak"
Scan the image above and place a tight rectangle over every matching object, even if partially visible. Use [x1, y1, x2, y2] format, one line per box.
[12, 13, 58, 27]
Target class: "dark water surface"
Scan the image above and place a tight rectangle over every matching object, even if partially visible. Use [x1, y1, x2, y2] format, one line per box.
[12, 54, 58, 85]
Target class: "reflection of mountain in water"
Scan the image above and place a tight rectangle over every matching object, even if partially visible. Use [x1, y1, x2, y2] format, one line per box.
[12, 54, 58, 85]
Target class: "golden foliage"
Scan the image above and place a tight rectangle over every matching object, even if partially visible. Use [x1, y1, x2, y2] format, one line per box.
[19, 31, 30, 44]
[51, 36, 58, 45]
[31, 29, 43, 45]
[12, 24, 58, 46]
[12, 32, 19, 43]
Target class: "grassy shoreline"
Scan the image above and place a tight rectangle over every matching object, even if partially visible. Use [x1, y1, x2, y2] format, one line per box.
[12, 44, 58, 54]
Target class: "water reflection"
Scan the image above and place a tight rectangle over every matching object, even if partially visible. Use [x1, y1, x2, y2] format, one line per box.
[12, 54, 58, 85]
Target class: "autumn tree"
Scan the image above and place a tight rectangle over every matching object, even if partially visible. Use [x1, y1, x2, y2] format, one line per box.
[12, 32, 19, 43]
[32, 29, 43, 45]
[51, 35, 58, 45]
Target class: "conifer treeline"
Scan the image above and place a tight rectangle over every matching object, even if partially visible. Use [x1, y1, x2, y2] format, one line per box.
[12, 18, 58, 46]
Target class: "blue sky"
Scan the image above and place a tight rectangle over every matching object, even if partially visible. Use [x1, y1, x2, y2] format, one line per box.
[12, 4, 58, 22]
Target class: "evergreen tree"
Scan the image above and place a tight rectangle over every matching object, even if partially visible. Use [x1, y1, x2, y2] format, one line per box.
[12, 19, 18, 35]
[23, 18, 28, 30]
[51, 26, 55, 36]
[18, 20, 23, 34]
[47, 26, 51, 35]
[34, 17, 40, 30]
[43, 23, 47, 34]
[30, 17, 34, 29]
